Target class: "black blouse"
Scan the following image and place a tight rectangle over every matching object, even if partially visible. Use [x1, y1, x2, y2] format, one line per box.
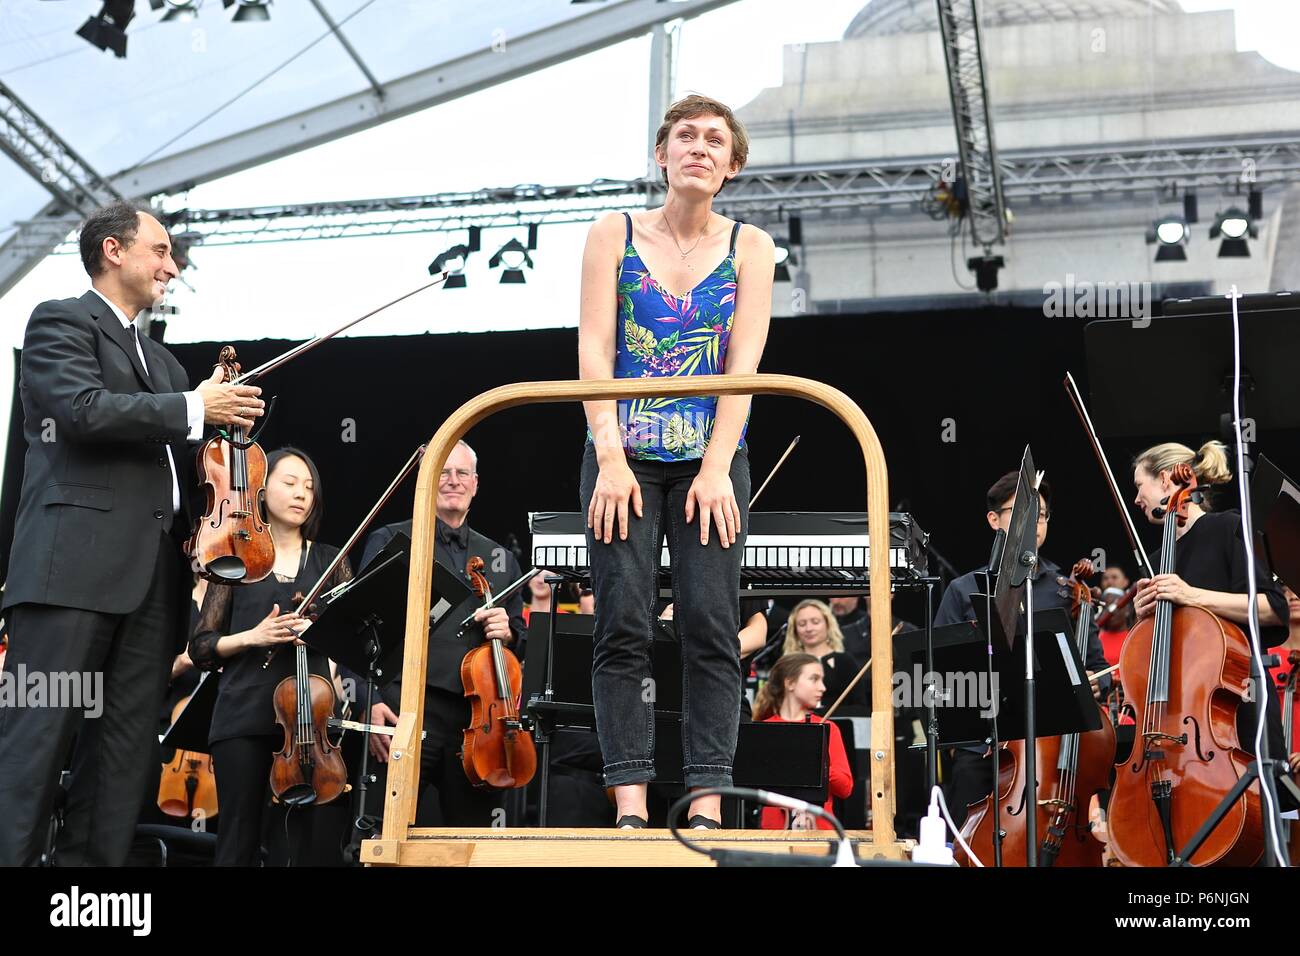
[815, 650, 868, 714]
[189, 542, 353, 744]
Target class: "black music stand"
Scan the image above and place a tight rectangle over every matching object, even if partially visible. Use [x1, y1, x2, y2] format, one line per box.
[1083, 311, 1300, 437]
[161, 669, 220, 753]
[1252, 453, 1300, 593]
[309, 533, 412, 860]
[1174, 451, 1300, 866]
[995, 450, 1045, 864]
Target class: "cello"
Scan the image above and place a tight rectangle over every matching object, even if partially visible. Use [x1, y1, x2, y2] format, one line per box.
[1107, 464, 1263, 867]
[157, 693, 219, 823]
[956, 559, 1116, 867]
[460, 557, 536, 790]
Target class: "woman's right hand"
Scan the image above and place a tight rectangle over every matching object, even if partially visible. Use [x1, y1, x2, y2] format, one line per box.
[587, 459, 643, 544]
[240, 603, 307, 650]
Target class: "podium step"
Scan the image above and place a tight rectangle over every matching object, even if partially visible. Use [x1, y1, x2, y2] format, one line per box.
[361, 828, 912, 866]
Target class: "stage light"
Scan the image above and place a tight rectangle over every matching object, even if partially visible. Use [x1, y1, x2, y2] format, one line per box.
[489, 238, 534, 285]
[153, 0, 203, 21]
[223, 0, 271, 21]
[1146, 217, 1188, 262]
[429, 244, 471, 288]
[772, 236, 798, 282]
[966, 254, 1004, 293]
[77, 0, 136, 58]
[1210, 207, 1256, 258]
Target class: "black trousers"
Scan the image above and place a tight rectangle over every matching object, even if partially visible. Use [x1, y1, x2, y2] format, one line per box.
[0, 531, 180, 866]
[378, 686, 503, 827]
[210, 735, 277, 866]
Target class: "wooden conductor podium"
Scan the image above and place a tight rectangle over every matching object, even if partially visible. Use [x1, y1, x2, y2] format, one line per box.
[360, 374, 909, 866]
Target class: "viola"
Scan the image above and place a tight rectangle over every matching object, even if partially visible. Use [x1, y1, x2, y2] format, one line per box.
[187, 346, 275, 584]
[460, 557, 536, 790]
[157, 694, 219, 822]
[1107, 464, 1263, 867]
[956, 559, 1116, 867]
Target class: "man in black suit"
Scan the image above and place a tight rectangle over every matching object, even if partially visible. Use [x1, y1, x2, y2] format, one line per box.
[0, 200, 265, 865]
[358, 439, 525, 826]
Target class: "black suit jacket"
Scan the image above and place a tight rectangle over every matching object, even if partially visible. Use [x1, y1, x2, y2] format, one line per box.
[3, 291, 197, 618]
[361, 518, 526, 696]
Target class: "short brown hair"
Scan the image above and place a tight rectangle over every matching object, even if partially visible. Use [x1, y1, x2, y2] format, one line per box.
[653, 94, 749, 194]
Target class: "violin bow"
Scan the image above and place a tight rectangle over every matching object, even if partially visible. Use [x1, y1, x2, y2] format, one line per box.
[231, 275, 450, 385]
[262, 444, 427, 668]
[749, 435, 800, 508]
[1063, 372, 1156, 579]
[821, 623, 904, 720]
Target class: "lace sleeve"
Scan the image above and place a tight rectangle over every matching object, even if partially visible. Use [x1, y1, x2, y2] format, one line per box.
[188, 581, 234, 672]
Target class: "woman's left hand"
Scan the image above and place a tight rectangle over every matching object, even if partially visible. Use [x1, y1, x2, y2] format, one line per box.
[1143, 573, 1197, 608]
[685, 467, 740, 548]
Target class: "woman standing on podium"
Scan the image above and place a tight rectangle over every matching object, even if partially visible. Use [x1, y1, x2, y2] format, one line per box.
[188, 447, 353, 865]
[578, 94, 775, 829]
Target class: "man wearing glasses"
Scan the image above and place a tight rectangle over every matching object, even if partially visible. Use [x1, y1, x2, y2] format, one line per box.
[356, 439, 525, 826]
[933, 470, 1110, 825]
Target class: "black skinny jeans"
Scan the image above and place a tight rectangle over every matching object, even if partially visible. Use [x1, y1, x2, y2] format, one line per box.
[579, 442, 749, 788]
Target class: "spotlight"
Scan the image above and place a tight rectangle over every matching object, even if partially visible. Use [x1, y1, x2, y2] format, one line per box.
[77, 0, 135, 58]
[1210, 207, 1256, 258]
[489, 237, 535, 285]
[966, 254, 1004, 293]
[1146, 217, 1188, 262]
[223, 0, 271, 21]
[429, 244, 470, 288]
[772, 238, 797, 282]
[153, 0, 203, 21]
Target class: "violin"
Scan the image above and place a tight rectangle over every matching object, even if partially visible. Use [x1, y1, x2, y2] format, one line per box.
[269, 596, 348, 805]
[157, 694, 219, 823]
[460, 556, 536, 790]
[1107, 464, 1263, 866]
[185, 281, 450, 584]
[956, 559, 1116, 867]
[187, 346, 275, 584]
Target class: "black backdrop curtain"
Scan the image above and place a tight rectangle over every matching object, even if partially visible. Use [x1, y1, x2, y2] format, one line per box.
[3, 307, 1298, 618]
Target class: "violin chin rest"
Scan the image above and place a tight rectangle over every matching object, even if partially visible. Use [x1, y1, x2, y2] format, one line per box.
[277, 784, 317, 807]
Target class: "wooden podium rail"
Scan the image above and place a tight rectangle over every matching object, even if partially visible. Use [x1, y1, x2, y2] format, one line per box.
[361, 374, 905, 865]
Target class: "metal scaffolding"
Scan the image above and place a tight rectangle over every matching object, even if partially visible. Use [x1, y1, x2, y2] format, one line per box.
[0, 78, 125, 272]
[41, 134, 1298, 249]
[936, 0, 1007, 250]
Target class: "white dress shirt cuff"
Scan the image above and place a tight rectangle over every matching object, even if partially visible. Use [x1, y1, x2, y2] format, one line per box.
[184, 390, 204, 441]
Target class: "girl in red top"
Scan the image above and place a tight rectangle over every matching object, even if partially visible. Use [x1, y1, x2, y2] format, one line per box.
[752, 652, 853, 830]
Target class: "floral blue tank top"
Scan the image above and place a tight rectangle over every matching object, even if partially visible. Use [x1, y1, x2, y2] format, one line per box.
[611, 211, 746, 462]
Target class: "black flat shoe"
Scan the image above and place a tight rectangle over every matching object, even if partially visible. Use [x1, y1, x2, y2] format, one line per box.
[616, 814, 649, 829]
[687, 815, 722, 829]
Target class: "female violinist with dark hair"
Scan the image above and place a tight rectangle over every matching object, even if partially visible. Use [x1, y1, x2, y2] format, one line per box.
[188, 447, 352, 866]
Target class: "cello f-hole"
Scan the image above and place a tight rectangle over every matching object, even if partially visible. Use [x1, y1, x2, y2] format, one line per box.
[1183, 715, 1214, 762]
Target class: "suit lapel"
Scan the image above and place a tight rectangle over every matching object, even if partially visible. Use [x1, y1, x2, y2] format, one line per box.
[83, 291, 156, 394]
